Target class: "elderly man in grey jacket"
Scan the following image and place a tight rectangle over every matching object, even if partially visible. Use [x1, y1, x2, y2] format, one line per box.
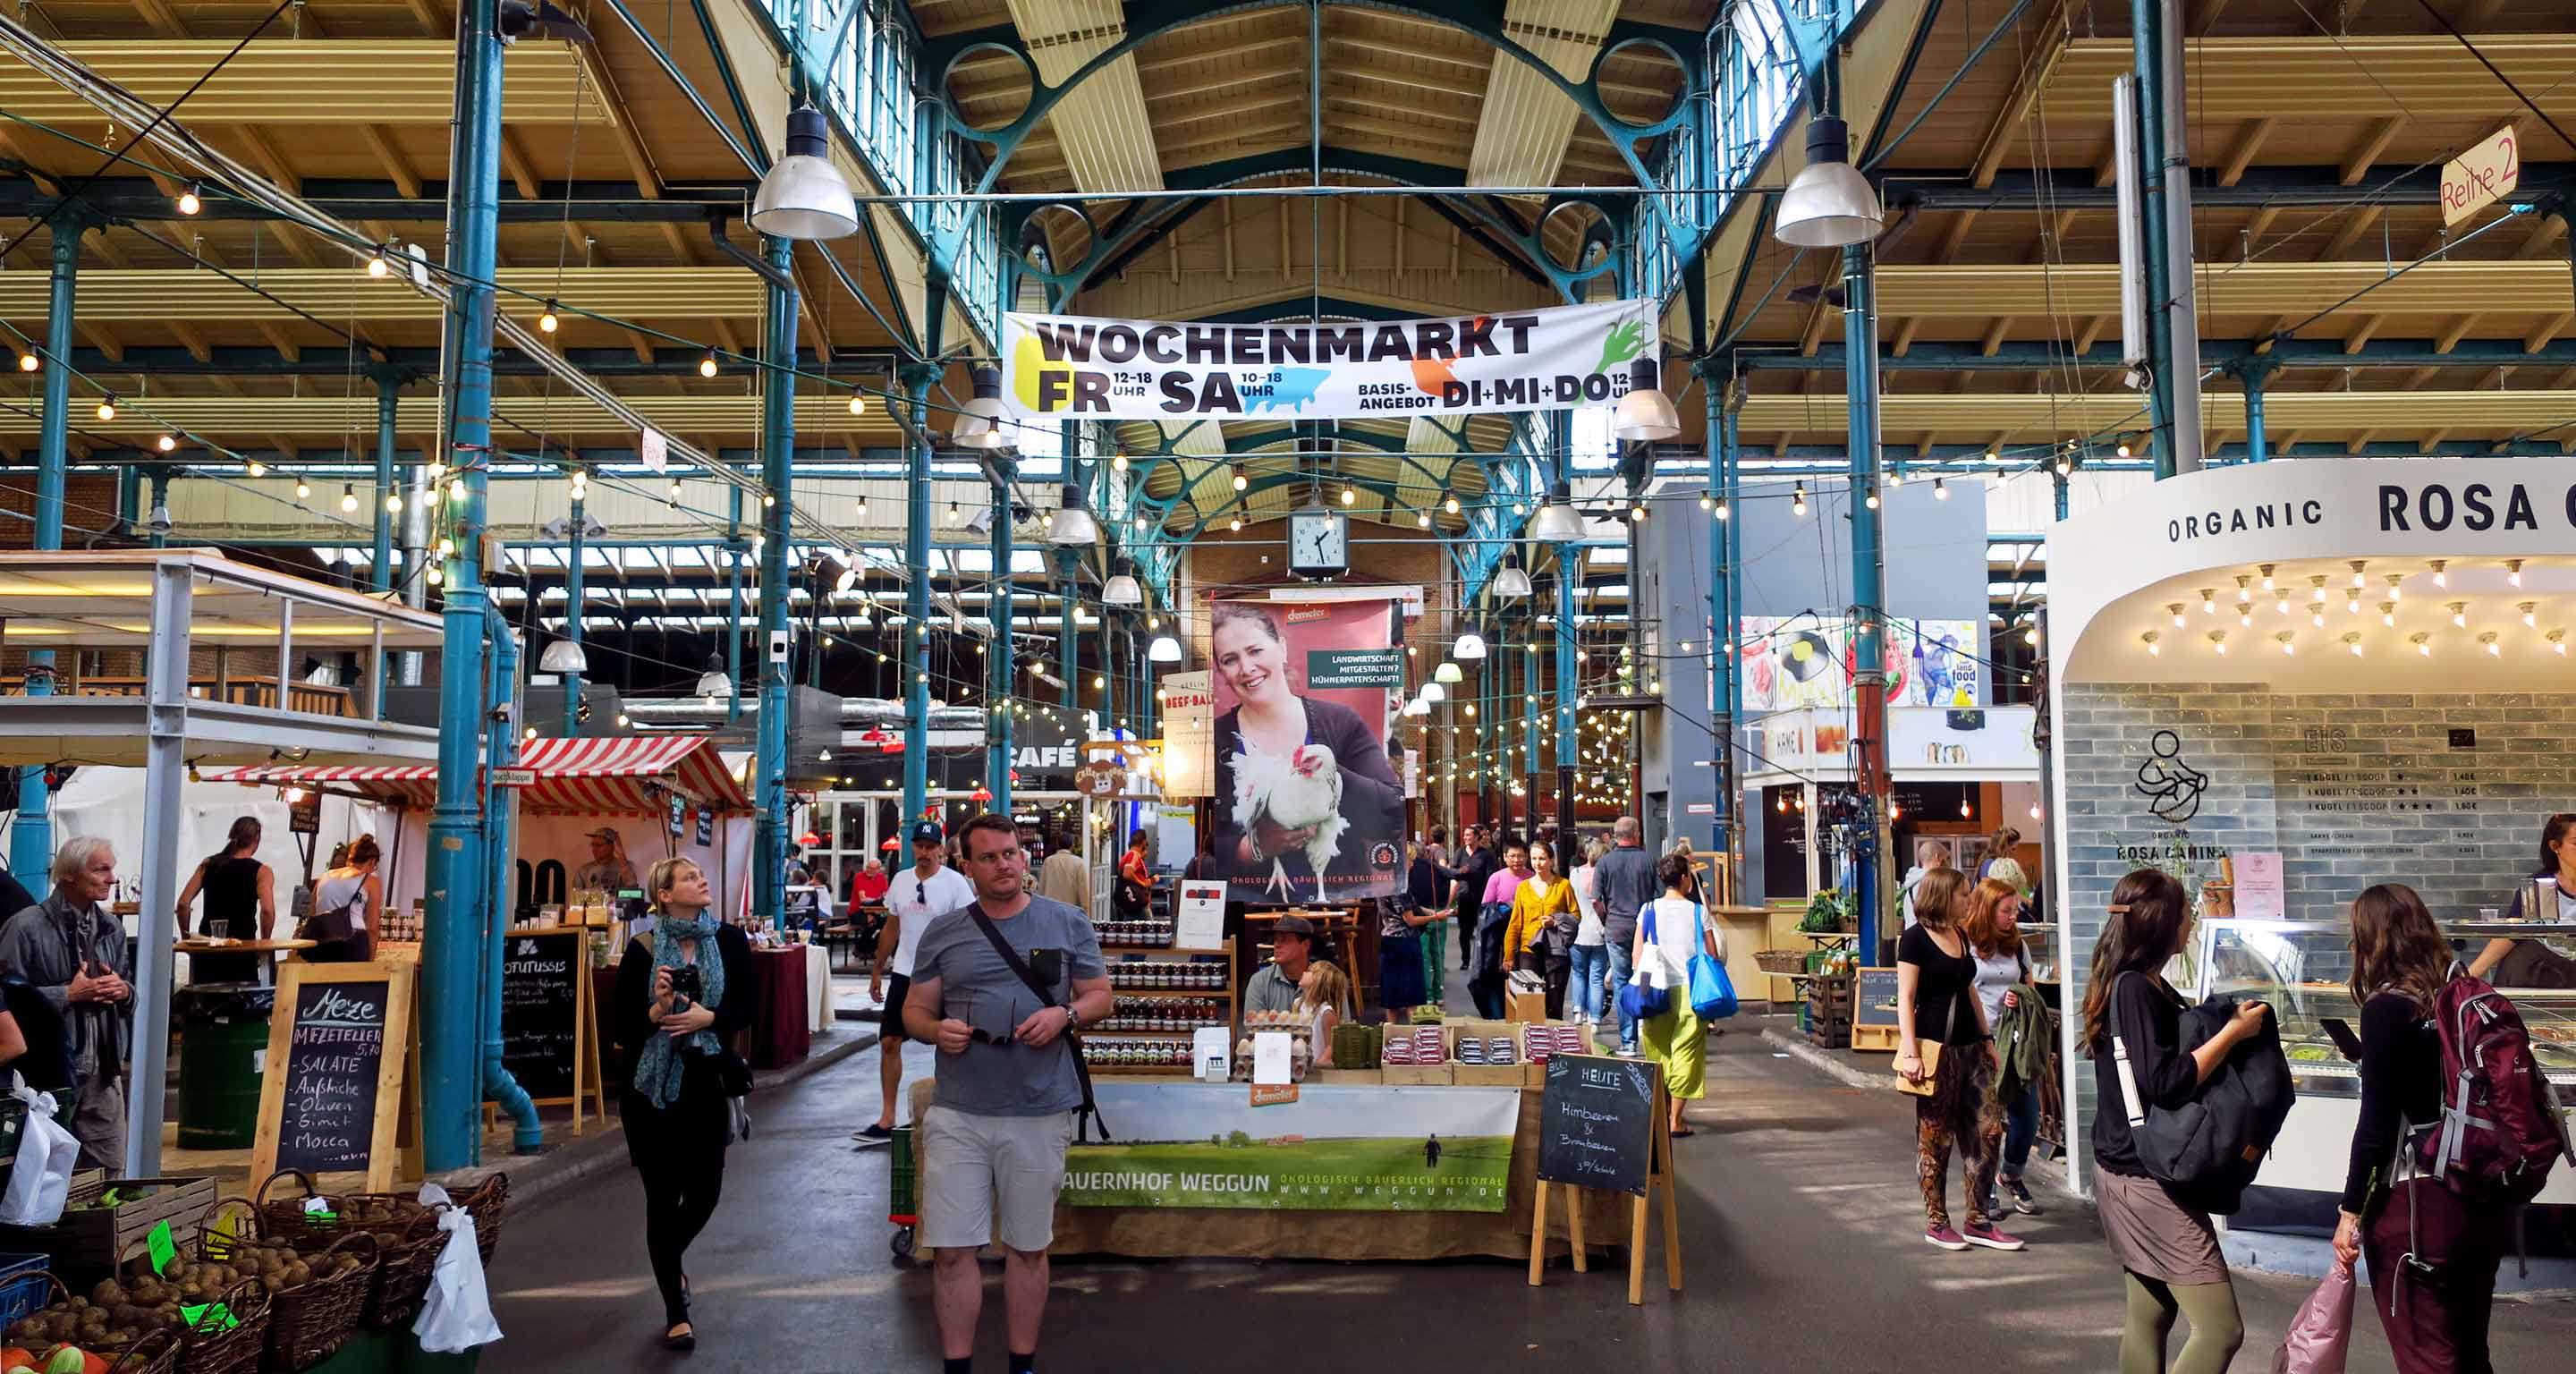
[0, 835, 134, 1171]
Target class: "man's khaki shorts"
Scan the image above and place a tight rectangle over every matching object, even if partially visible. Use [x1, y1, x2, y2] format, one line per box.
[919, 1104, 1075, 1253]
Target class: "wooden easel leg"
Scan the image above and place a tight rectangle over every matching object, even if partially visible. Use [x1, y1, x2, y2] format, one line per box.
[1658, 1109, 1682, 1292]
[1567, 1179, 1588, 1274]
[1527, 1180, 1549, 1287]
[1626, 1187, 1649, 1306]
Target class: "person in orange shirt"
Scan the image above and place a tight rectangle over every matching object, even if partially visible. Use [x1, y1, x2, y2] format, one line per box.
[1504, 844, 1579, 1018]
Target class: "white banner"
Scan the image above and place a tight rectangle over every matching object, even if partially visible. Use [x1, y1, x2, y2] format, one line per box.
[1159, 670, 1214, 799]
[1001, 299, 1659, 420]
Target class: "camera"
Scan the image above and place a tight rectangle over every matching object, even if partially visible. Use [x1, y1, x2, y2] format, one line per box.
[669, 964, 704, 1003]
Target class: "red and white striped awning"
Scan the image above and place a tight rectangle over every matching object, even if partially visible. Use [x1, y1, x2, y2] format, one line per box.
[211, 735, 753, 816]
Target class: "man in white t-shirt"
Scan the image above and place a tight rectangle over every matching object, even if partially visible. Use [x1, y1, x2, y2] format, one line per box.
[853, 821, 977, 1148]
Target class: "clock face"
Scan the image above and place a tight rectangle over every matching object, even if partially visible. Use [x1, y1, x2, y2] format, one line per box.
[1290, 510, 1348, 575]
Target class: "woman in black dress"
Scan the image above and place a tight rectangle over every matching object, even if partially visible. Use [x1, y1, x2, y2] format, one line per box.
[1207, 601, 1404, 894]
[612, 856, 755, 1352]
[174, 817, 275, 983]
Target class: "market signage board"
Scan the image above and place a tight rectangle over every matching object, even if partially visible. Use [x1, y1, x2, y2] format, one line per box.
[1000, 299, 1657, 421]
[2441, 125, 2518, 226]
[1854, 967, 1902, 1030]
[1305, 648, 1403, 690]
[2234, 851, 2286, 921]
[250, 959, 421, 1193]
[501, 929, 584, 1102]
[1537, 1054, 1654, 1197]
[1159, 671, 1214, 800]
[1060, 1081, 1518, 1211]
[1175, 880, 1226, 951]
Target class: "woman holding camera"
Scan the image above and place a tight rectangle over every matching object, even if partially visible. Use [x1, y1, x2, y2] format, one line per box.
[613, 857, 756, 1352]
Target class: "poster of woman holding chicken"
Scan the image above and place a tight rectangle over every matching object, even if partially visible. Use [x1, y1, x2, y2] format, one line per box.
[1206, 598, 1407, 903]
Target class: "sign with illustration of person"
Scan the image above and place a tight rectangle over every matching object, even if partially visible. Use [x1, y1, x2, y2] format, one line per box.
[1060, 1080, 1521, 1211]
[1203, 597, 1409, 903]
[1001, 299, 1658, 420]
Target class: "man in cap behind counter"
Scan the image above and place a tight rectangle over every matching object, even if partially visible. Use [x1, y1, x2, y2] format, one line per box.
[1244, 913, 1318, 1014]
[576, 826, 640, 894]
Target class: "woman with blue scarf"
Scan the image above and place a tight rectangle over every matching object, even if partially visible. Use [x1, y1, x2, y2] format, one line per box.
[612, 857, 755, 1352]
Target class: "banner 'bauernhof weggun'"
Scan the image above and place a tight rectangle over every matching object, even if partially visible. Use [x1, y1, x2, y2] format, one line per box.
[1000, 298, 1658, 421]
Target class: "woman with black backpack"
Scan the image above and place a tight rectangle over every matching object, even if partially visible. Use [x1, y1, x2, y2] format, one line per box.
[2331, 882, 2507, 1373]
[2081, 869, 2267, 1374]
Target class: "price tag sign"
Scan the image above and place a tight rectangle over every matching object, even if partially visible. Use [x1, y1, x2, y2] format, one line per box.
[148, 1220, 176, 1276]
[1175, 880, 1225, 951]
[181, 1302, 242, 1332]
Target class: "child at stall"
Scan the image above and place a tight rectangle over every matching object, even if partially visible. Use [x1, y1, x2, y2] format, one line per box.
[1294, 961, 1355, 1065]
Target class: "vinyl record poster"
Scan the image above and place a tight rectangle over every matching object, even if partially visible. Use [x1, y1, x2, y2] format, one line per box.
[1204, 598, 1407, 904]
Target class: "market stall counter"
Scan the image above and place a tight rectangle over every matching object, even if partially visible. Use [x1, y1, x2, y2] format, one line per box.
[904, 1074, 1628, 1261]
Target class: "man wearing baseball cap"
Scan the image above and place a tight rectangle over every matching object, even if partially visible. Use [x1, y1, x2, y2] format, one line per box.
[575, 826, 638, 894]
[854, 820, 975, 1148]
[1244, 913, 1318, 1014]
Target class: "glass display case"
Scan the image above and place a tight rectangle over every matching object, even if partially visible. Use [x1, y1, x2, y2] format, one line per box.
[2192, 918, 2576, 1096]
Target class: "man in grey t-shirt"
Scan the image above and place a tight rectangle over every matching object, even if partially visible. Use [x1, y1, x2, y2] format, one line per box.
[1589, 816, 1658, 1056]
[904, 814, 1112, 1374]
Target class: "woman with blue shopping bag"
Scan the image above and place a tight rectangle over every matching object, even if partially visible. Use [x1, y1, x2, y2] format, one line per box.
[1626, 852, 1730, 1138]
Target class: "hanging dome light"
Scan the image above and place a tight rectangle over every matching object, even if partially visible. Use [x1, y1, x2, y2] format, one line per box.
[1453, 620, 1488, 659]
[1434, 661, 1463, 684]
[1147, 633, 1182, 663]
[750, 106, 860, 241]
[1419, 680, 1445, 703]
[1490, 558, 1532, 599]
[1044, 482, 1098, 546]
[1528, 482, 1584, 542]
[953, 365, 1013, 450]
[1773, 114, 1884, 249]
[538, 640, 589, 674]
[1101, 565, 1143, 606]
[1611, 358, 1681, 442]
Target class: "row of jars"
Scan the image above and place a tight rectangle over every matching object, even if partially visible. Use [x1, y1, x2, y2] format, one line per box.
[1095, 1000, 1224, 1033]
[1108, 960, 1227, 990]
[1093, 919, 1176, 946]
[1092, 1039, 1193, 1067]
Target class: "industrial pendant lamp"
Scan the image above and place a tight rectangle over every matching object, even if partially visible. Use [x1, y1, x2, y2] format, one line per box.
[538, 639, 589, 674]
[1147, 632, 1182, 664]
[1101, 559, 1143, 606]
[1489, 560, 1533, 601]
[1612, 358, 1681, 442]
[694, 655, 734, 702]
[750, 106, 860, 241]
[1773, 114, 1884, 250]
[1453, 618, 1488, 659]
[1044, 483, 1098, 546]
[952, 365, 1013, 450]
[1434, 660, 1463, 685]
[1528, 482, 1585, 542]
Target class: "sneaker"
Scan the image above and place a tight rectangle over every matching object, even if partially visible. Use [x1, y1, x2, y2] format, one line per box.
[1616, 1044, 1641, 1058]
[2002, 1176, 2043, 1215]
[851, 1124, 894, 1147]
[1962, 1222, 2027, 1251]
[1923, 1225, 1969, 1251]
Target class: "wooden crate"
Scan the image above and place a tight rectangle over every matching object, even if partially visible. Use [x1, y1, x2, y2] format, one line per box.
[0, 1174, 218, 1275]
[1309, 1068, 1384, 1085]
[1452, 1064, 1523, 1087]
[1381, 1064, 1454, 1086]
[1849, 1024, 1901, 1052]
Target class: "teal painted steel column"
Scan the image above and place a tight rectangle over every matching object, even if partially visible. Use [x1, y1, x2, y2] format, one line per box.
[987, 461, 1015, 811]
[2241, 359, 2274, 463]
[11, 212, 80, 889]
[1843, 241, 1891, 962]
[2130, 0, 2178, 479]
[1521, 614, 1538, 827]
[1721, 400, 1745, 878]
[1055, 551, 1079, 721]
[725, 488, 745, 725]
[1552, 439, 1577, 846]
[562, 482, 588, 735]
[753, 235, 798, 932]
[422, 0, 504, 1174]
[480, 616, 538, 1152]
[901, 363, 938, 829]
[372, 373, 399, 591]
[1702, 370, 1735, 865]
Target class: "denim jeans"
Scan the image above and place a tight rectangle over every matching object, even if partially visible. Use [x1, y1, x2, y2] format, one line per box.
[1568, 943, 1608, 1022]
[1601, 938, 1637, 1047]
[2000, 1086, 2040, 1177]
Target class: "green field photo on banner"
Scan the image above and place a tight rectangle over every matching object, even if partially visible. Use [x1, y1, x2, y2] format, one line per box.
[1059, 1081, 1522, 1212]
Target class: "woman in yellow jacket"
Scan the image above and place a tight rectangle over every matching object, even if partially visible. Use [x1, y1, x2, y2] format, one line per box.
[1504, 842, 1580, 1018]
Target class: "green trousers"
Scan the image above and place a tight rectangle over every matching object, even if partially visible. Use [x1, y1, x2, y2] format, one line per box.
[1420, 920, 1448, 1003]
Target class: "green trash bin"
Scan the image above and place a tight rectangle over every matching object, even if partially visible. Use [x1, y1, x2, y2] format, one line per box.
[174, 982, 275, 1149]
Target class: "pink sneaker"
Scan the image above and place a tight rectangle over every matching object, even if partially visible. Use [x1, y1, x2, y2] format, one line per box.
[1962, 1222, 2027, 1251]
[1923, 1225, 1968, 1251]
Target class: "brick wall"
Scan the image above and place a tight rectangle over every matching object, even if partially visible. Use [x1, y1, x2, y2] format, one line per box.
[2055, 681, 2576, 1155]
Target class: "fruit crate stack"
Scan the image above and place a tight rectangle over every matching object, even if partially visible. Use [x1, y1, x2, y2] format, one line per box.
[1805, 973, 1856, 1049]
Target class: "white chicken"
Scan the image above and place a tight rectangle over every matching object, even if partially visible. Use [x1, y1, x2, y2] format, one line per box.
[1231, 742, 1347, 903]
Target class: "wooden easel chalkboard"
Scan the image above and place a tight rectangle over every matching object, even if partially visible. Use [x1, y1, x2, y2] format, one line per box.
[500, 927, 605, 1132]
[1529, 1054, 1682, 1304]
[1852, 966, 1902, 1051]
[250, 958, 422, 1194]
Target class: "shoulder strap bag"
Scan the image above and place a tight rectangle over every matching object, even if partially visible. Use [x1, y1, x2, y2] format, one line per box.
[962, 903, 1111, 1141]
[1894, 947, 1969, 1098]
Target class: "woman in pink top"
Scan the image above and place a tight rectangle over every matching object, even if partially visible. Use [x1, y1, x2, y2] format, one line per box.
[1468, 838, 1533, 1016]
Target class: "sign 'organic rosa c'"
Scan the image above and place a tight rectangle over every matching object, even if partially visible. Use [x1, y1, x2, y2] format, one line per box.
[1000, 299, 1658, 420]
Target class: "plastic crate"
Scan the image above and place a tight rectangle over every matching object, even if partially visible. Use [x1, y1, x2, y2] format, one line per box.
[0, 1251, 48, 1329]
[888, 1125, 918, 1224]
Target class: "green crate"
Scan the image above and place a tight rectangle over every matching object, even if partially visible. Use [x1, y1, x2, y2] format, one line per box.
[889, 1125, 918, 1223]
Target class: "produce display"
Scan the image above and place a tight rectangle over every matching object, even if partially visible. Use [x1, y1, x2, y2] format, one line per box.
[1233, 1011, 1317, 1081]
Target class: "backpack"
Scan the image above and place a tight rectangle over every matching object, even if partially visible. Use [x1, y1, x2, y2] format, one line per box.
[2411, 971, 2575, 1206]
[2110, 972, 2296, 1215]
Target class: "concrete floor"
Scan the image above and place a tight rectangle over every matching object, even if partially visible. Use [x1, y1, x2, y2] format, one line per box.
[485, 994, 2576, 1372]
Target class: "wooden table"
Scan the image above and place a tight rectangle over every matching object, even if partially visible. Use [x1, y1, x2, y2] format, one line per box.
[174, 938, 316, 954]
[175, 937, 315, 985]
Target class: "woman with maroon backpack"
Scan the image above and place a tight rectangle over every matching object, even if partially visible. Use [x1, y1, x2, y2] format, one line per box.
[2331, 883, 2512, 1373]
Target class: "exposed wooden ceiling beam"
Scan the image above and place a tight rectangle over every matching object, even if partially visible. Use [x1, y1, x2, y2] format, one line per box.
[257, 322, 301, 362]
[2339, 117, 2405, 186]
[360, 126, 423, 199]
[2216, 118, 2272, 186]
[1970, 3, 2070, 189]
[498, 130, 543, 201]
[2319, 205, 2383, 259]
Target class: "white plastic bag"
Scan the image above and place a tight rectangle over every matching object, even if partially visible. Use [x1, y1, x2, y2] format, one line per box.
[411, 1192, 503, 1352]
[0, 1073, 74, 1226]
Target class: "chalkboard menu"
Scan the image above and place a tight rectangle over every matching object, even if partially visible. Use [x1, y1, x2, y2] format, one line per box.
[1855, 966, 1901, 1028]
[277, 977, 390, 1175]
[1536, 1054, 1654, 1197]
[502, 931, 582, 1101]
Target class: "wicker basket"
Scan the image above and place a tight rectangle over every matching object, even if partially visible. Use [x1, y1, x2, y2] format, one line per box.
[191, 1205, 376, 1374]
[450, 1174, 508, 1268]
[2, 1273, 182, 1374]
[251, 1171, 431, 1254]
[1754, 949, 1808, 975]
[173, 1278, 271, 1374]
[358, 1207, 447, 1331]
